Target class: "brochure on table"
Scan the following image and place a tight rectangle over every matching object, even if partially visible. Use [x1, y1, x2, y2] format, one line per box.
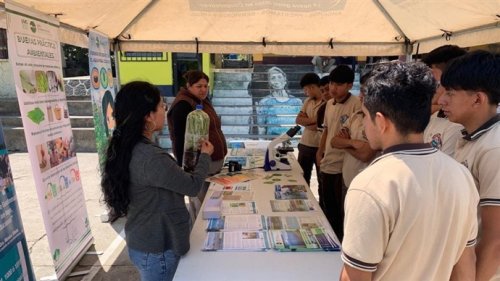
[200, 173, 339, 253]
[204, 214, 339, 252]
[176, 153, 343, 280]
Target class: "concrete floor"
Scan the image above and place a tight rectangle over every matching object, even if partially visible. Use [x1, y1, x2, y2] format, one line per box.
[10, 153, 138, 281]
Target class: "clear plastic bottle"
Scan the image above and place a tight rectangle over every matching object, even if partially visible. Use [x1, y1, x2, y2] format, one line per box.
[182, 104, 210, 172]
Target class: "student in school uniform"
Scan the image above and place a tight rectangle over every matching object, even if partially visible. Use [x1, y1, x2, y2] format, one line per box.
[439, 50, 500, 281]
[316, 65, 361, 242]
[330, 72, 377, 189]
[422, 45, 466, 157]
[296, 73, 324, 187]
[315, 75, 331, 211]
[341, 61, 478, 281]
[316, 75, 332, 133]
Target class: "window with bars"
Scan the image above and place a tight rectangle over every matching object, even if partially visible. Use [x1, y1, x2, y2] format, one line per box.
[120, 51, 167, 62]
[0, 28, 8, 59]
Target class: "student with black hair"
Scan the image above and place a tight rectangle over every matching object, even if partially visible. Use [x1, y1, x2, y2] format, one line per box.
[421, 45, 466, 157]
[439, 50, 500, 281]
[316, 75, 331, 133]
[331, 71, 377, 189]
[341, 61, 478, 281]
[314, 75, 331, 211]
[316, 65, 361, 241]
[295, 73, 323, 187]
[101, 81, 214, 281]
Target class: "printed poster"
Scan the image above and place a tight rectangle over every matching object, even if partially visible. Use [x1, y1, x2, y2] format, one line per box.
[0, 124, 35, 281]
[5, 1, 93, 278]
[88, 30, 115, 166]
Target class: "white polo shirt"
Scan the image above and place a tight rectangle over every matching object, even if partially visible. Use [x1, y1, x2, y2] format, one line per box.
[423, 110, 463, 157]
[321, 94, 361, 174]
[342, 143, 479, 281]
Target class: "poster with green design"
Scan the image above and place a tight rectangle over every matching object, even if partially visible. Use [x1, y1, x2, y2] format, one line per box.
[88, 30, 115, 168]
[6, 1, 94, 279]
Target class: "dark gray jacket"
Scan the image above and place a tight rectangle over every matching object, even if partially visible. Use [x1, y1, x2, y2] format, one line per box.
[125, 138, 210, 255]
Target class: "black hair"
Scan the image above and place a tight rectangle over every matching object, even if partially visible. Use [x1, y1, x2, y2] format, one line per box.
[319, 76, 330, 87]
[184, 70, 209, 86]
[329, 65, 354, 84]
[101, 81, 161, 222]
[300, 73, 320, 88]
[360, 70, 373, 85]
[441, 50, 500, 105]
[364, 61, 435, 135]
[421, 45, 466, 70]
[101, 90, 115, 137]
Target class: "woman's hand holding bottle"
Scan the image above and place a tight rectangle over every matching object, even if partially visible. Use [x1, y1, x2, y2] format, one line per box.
[199, 139, 214, 156]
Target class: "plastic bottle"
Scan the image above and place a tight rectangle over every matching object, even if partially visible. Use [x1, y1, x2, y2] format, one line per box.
[182, 104, 210, 172]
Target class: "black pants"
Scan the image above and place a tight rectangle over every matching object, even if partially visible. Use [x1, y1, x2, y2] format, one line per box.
[297, 143, 320, 186]
[320, 172, 345, 242]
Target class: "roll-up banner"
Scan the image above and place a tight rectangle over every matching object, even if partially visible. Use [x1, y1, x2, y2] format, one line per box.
[88, 30, 115, 166]
[5, 1, 93, 279]
[0, 123, 35, 281]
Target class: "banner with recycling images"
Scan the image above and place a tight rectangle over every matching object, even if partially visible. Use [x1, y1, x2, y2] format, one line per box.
[88, 30, 115, 167]
[5, 1, 93, 279]
[0, 124, 35, 281]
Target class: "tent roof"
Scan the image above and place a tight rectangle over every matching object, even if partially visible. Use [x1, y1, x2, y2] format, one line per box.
[1, 0, 499, 55]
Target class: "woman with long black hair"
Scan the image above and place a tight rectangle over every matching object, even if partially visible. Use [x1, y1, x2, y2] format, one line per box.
[101, 81, 213, 281]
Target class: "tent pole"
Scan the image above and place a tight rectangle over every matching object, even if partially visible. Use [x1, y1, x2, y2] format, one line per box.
[116, 0, 158, 39]
[373, 0, 410, 52]
[404, 39, 413, 62]
[113, 41, 121, 91]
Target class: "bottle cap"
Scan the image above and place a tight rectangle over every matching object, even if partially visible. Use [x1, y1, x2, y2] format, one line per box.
[196, 104, 203, 110]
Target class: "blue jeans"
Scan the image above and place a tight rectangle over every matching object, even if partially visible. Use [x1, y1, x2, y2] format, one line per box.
[128, 247, 180, 281]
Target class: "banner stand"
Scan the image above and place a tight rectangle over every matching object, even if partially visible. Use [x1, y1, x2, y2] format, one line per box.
[5, 1, 94, 279]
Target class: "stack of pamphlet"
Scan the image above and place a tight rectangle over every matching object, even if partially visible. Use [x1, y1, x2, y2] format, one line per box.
[203, 214, 269, 252]
[202, 214, 339, 252]
[267, 216, 339, 252]
[274, 184, 308, 200]
[210, 190, 254, 201]
[270, 199, 317, 212]
[202, 182, 256, 219]
[206, 214, 265, 232]
[202, 231, 269, 251]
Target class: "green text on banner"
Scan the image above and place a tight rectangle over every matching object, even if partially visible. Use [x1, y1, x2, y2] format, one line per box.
[5, 1, 94, 279]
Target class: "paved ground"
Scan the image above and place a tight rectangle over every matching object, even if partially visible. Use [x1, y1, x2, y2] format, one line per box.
[10, 153, 138, 281]
[10, 152, 319, 280]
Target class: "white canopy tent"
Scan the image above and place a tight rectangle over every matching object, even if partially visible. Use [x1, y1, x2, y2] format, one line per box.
[1, 0, 499, 56]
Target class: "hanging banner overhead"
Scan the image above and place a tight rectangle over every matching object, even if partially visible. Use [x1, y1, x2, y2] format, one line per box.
[88, 30, 116, 167]
[5, 0, 93, 279]
[0, 124, 35, 281]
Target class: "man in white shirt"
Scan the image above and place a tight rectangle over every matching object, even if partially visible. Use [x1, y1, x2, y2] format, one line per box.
[341, 61, 478, 281]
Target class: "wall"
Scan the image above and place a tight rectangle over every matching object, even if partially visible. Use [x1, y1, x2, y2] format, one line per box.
[117, 52, 173, 96]
[0, 60, 15, 98]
